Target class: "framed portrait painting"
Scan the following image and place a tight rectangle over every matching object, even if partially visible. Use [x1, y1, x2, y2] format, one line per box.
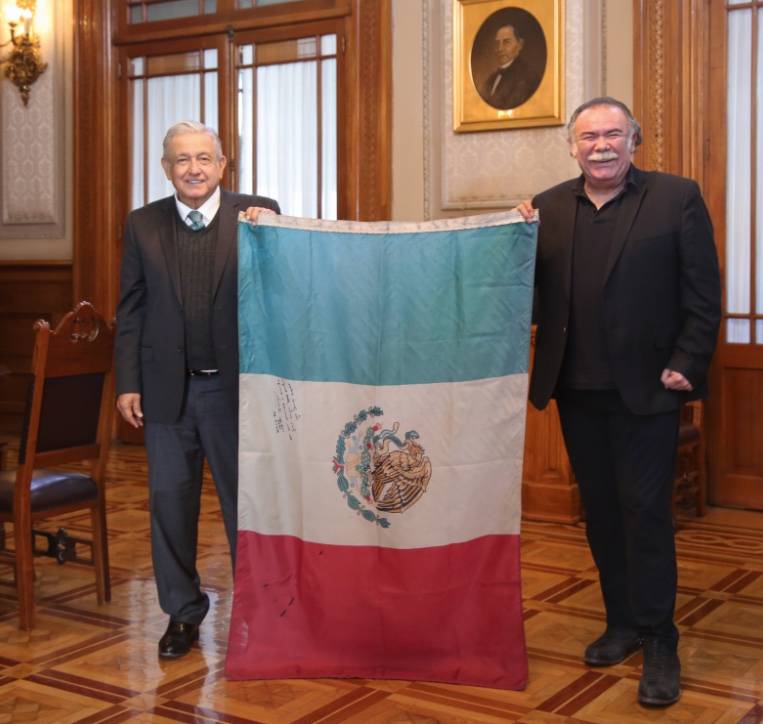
[453, 0, 564, 132]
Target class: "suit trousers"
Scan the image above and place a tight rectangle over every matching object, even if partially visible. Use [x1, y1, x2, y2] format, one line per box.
[557, 390, 680, 643]
[144, 375, 238, 624]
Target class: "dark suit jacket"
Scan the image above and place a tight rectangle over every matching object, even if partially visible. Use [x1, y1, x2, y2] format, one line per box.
[482, 56, 541, 110]
[529, 166, 721, 415]
[115, 189, 280, 424]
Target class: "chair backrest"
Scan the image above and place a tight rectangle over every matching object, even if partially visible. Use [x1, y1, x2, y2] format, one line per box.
[17, 301, 114, 471]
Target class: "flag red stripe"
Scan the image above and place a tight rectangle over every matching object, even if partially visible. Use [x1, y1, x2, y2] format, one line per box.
[226, 531, 527, 690]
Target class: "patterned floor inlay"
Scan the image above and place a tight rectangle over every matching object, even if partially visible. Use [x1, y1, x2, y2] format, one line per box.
[0, 441, 762, 722]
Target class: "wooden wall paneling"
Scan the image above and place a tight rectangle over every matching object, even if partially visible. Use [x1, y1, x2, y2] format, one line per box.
[522, 400, 581, 523]
[633, 0, 666, 172]
[633, 0, 707, 178]
[521, 330, 581, 523]
[0, 262, 73, 434]
[633, 0, 707, 181]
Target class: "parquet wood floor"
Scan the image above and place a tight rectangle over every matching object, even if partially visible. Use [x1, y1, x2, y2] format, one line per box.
[0, 440, 762, 723]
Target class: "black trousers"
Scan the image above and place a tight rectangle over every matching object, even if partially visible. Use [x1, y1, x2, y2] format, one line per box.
[557, 390, 680, 643]
[144, 375, 238, 624]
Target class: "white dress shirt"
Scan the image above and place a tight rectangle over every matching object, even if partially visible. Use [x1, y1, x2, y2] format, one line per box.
[174, 186, 221, 228]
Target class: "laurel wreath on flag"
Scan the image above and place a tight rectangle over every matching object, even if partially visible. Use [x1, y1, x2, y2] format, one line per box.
[333, 406, 391, 528]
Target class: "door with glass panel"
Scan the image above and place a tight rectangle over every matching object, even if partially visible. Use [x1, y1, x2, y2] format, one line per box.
[233, 24, 339, 219]
[120, 27, 340, 219]
[124, 38, 225, 211]
[706, 0, 763, 508]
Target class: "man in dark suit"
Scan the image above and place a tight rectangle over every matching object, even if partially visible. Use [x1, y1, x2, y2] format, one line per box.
[115, 121, 279, 658]
[481, 24, 541, 110]
[520, 97, 720, 707]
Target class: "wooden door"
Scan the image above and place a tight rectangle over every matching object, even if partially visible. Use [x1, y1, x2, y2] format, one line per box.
[705, 0, 763, 509]
[633, 0, 762, 510]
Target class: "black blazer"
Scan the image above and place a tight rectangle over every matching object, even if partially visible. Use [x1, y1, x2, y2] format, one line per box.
[529, 166, 721, 415]
[115, 189, 280, 424]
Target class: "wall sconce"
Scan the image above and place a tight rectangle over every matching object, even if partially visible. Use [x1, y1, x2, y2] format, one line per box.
[1, 0, 46, 106]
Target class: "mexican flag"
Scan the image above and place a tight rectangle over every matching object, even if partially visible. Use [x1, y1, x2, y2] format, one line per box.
[227, 212, 536, 689]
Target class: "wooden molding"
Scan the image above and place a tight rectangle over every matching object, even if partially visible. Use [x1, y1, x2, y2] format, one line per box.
[73, 0, 118, 318]
[633, 0, 709, 185]
[349, 0, 392, 220]
[633, 0, 666, 172]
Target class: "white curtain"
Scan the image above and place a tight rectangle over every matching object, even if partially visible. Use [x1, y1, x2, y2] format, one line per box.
[131, 69, 219, 210]
[237, 66, 255, 196]
[322, 58, 337, 219]
[726, 9, 752, 343]
[147, 75, 202, 203]
[131, 78, 145, 210]
[256, 61, 318, 217]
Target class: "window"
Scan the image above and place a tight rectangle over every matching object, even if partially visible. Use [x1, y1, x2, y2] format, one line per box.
[726, 2, 763, 344]
[235, 34, 337, 218]
[128, 48, 219, 209]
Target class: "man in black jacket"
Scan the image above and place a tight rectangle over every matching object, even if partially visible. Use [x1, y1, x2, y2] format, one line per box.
[520, 97, 721, 707]
[115, 121, 279, 658]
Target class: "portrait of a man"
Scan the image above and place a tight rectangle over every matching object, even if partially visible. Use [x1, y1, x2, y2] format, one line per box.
[471, 7, 547, 111]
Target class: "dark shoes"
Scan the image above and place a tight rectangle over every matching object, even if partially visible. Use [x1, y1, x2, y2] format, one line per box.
[584, 628, 643, 666]
[638, 637, 681, 707]
[158, 619, 199, 658]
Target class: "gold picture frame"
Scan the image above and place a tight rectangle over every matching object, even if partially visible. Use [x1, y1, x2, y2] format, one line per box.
[453, 0, 564, 132]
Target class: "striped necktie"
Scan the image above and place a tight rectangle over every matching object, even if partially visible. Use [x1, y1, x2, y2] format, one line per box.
[187, 209, 205, 231]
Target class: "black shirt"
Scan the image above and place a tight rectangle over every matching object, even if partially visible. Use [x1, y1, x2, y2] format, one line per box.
[560, 171, 639, 390]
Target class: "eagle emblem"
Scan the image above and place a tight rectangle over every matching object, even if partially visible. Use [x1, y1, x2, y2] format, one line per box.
[333, 407, 433, 527]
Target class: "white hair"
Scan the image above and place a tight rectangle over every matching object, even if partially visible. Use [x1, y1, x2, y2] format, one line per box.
[162, 121, 223, 159]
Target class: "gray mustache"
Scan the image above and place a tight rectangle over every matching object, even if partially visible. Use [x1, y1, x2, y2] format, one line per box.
[587, 151, 619, 162]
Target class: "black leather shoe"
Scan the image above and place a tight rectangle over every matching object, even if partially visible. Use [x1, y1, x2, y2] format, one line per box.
[638, 637, 681, 707]
[584, 628, 642, 666]
[158, 620, 199, 659]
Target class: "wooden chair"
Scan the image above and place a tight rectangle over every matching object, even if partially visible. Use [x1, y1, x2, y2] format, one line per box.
[673, 400, 707, 524]
[0, 302, 113, 629]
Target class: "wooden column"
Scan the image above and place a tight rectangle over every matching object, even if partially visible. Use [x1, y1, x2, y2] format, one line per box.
[633, 0, 709, 182]
[345, 0, 392, 221]
[73, 0, 118, 318]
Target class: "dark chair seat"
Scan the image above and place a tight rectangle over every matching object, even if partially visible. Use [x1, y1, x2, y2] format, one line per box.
[0, 470, 97, 513]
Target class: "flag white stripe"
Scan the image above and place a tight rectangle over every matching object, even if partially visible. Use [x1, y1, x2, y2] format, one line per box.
[238, 373, 527, 549]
